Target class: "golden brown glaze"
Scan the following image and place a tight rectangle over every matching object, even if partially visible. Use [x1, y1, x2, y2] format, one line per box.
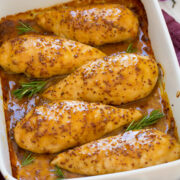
[17, 155, 57, 180]
[14, 100, 142, 153]
[0, 0, 178, 179]
[36, 4, 139, 46]
[43, 54, 158, 105]
[52, 129, 180, 175]
[0, 35, 105, 78]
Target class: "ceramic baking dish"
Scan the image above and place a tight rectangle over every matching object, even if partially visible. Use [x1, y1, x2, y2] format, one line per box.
[0, 0, 180, 179]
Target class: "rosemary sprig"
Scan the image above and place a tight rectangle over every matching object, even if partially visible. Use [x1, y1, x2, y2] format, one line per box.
[125, 110, 165, 131]
[54, 166, 64, 179]
[16, 21, 36, 35]
[13, 81, 47, 99]
[172, 0, 176, 8]
[21, 152, 35, 167]
[126, 43, 137, 53]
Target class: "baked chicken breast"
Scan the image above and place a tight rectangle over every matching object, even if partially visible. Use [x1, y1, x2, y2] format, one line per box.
[43, 54, 158, 105]
[36, 4, 139, 46]
[0, 35, 105, 78]
[52, 129, 180, 175]
[14, 100, 142, 153]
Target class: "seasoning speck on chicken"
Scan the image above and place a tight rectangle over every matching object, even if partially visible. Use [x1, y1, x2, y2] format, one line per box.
[52, 129, 180, 175]
[36, 4, 139, 46]
[14, 100, 142, 153]
[0, 35, 105, 78]
[43, 54, 158, 105]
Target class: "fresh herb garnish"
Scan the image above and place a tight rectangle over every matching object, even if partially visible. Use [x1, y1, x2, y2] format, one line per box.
[172, 0, 176, 8]
[13, 81, 47, 99]
[125, 110, 165, 131]
[21, 152, 35, 167]
[54, 166, 64, 179]
[126, 43, 137, 53]
[16, 21, 36, 35]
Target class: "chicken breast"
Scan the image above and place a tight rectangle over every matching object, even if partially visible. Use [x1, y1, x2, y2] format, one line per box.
[43, 54, 158, 105]
[14, 100, 142, 153]
[52, 129, 180, 175]
[36, 4, 139, 46]
[0, 35, 105, 78]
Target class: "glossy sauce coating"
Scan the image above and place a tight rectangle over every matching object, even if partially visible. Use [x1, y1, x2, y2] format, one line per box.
[36, 4, 139, 46]
[43, 54, 158, 105]
[52, 129, 180, 175]
[0, 35, 105, 78]
[0, 0, 178, 179]
[14, 100, 142, 153]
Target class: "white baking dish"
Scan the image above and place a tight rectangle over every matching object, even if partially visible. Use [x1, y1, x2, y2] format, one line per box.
[0, 0, 180, 180]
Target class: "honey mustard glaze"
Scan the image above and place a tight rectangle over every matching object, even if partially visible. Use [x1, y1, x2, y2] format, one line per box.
[0, 0, 178, 179]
